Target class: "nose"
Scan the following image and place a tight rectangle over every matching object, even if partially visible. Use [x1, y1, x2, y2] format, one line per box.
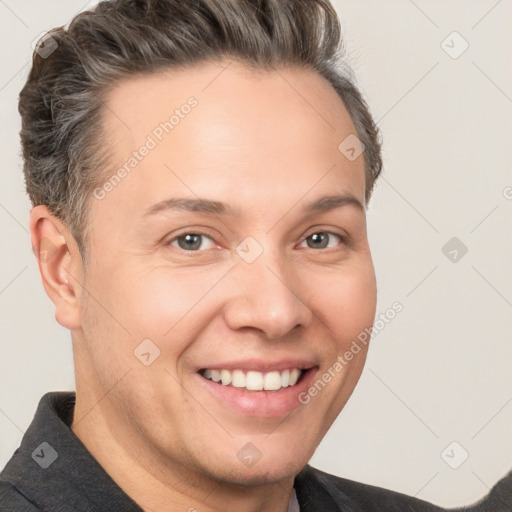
[223, 254, 313, 340]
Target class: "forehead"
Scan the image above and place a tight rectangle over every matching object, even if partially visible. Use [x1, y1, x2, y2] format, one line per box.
[96, 60, 365, 216]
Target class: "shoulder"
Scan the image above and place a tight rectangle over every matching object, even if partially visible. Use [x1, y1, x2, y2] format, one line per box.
[298, 465, 445, 511]
[0, 392, 76, 512]
[0, 481, 40, 511]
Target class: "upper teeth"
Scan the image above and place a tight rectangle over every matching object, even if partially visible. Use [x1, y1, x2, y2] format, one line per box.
[202, 368, 302, 391]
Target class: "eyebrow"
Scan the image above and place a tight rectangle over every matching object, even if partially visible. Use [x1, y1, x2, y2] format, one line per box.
[143, 193, 364, 218]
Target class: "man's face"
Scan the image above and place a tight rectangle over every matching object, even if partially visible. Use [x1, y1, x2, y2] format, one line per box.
[75, 60, 376, 484]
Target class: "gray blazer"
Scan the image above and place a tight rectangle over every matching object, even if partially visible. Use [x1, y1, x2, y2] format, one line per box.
[1, 392, 509, 511]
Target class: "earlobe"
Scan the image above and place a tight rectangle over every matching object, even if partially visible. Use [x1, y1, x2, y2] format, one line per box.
[30, 205, 84, 331]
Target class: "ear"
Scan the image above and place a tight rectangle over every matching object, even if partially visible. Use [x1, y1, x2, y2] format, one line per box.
[30, 205, 84, 331]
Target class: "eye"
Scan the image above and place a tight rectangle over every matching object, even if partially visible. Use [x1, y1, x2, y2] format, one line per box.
[168, 233, 217, 251]
[299, 231, 343, 250]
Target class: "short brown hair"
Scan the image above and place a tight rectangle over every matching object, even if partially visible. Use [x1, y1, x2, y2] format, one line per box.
[19, 0, 382, 259]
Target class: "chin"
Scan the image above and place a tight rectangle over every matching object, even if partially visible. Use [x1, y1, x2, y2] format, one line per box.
[211, 457, 305, 488]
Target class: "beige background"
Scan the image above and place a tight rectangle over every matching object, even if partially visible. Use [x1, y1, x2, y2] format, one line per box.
[1, 0, 511, 508]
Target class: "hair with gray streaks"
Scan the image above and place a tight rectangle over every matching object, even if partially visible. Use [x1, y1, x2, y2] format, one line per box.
[19, 0, 382, 262]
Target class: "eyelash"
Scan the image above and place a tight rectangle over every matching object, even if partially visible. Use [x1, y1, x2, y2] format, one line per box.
[166, 229, 349, 254]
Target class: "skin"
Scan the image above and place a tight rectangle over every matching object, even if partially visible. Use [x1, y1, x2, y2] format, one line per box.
[30, 59, 377, 512]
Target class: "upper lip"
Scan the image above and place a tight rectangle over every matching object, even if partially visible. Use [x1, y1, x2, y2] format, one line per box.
[197, 358, 318, 373]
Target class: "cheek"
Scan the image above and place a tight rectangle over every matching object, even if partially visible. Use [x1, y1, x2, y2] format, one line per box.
[104, 255, 376, 348]
[77, 265, 225, 406]
[294, 260, 376, 435]
[82, 250, 375, 366]
[307, 261, 377, 344]
[112, 265, 229, 342]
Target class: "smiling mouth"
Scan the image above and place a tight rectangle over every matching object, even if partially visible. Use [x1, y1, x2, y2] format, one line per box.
[198, 367, 310, 392]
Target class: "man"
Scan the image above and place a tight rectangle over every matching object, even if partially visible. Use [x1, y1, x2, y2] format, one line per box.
[0, 0, 509, 510]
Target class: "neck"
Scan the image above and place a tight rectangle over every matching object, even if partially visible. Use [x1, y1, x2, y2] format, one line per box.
[71, 385, 296, 512]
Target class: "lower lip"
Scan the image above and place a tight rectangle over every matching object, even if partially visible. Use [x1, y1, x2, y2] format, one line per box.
[195, 368, 318, 418]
